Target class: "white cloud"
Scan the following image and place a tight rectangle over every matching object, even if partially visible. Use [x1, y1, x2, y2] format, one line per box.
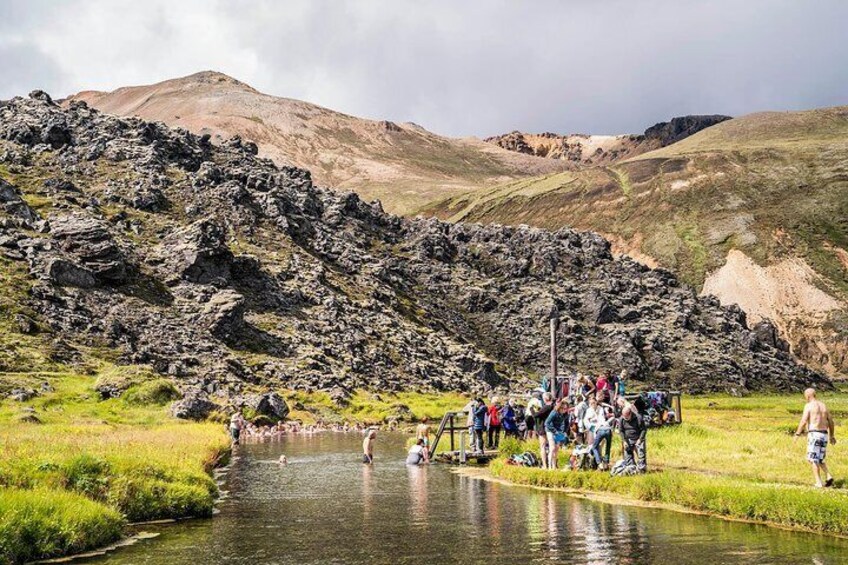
[1, 0, 847, 137]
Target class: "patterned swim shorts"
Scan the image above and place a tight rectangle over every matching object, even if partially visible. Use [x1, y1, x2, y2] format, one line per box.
[807, 431, 828, 463]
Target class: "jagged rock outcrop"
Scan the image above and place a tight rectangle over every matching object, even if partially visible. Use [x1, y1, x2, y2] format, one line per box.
[484, 115, 732, 165]
[0, 92, 828, 397]
[644, 115, 732, 146]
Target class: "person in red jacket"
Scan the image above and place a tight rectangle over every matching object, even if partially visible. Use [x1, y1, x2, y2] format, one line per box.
[487, 397, 502, 450]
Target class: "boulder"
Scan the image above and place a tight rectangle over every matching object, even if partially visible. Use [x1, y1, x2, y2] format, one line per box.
[584, 290, 618, 324]
[202, 290, 246, 342]
[170, 391, 217, 420]
[245, 391, 290, 420]
[50, 214, 128, 284]
[159, 219, 233, 284]
[752, 319, 790, 352]
[46, 258, 97, 288]
[9, 388, 37, 402]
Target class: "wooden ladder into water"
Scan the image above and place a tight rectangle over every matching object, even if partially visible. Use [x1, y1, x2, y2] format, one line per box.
[430, 410, 498, 465]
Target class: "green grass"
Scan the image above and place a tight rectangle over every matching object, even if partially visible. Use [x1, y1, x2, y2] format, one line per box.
[491, 392, 848, 535]
[0, 488, 123, 565]
[0, 372, 229, 564]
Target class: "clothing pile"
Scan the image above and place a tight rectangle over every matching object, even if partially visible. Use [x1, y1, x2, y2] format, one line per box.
[506, 451, 540, 467]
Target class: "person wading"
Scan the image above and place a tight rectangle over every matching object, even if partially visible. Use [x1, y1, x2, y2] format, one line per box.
[362, 430, 377, 464]
[229, 411, 245, 446]
[794, 388, 837, 487]
[416, 418, 432, 457]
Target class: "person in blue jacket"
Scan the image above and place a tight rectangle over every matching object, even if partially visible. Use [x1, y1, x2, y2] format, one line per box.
[544, 399, 570, 469]
[501, 399, 519, 438]
[472, 398, 488, 453]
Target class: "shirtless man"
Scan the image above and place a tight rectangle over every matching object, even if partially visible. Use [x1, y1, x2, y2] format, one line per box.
[416, 418, 432, 456]
[794, 388, 836, 487]
[362, 430, 377, 464]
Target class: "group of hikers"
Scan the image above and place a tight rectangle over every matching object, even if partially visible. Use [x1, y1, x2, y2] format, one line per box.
[463, 370, 663, 474]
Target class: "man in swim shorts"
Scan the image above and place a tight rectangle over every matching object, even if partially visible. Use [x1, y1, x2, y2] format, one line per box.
[794, 388, 836, 487]
[363, 430, 377, 464]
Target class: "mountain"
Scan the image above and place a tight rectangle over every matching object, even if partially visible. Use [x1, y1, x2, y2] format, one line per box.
[66, 71, 568, 216]
[424, 107, 848, 378]
[483, 115, 731, 166]
[0, 91, 826, 405]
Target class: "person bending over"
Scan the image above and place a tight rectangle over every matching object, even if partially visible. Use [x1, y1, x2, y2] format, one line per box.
[407, 438, 428, 465]
[619, 407, 647, 473]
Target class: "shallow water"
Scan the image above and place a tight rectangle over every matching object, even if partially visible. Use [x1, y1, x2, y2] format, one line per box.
[83, 433, 848, 564]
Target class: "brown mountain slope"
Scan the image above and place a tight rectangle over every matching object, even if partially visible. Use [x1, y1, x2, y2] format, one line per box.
[424, 107, 848, 378]
[484, 115, 731, 166]
[67, 71, 568, 215]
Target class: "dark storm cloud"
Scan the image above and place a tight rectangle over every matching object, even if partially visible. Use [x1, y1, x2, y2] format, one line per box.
[1, 0, 847, 137]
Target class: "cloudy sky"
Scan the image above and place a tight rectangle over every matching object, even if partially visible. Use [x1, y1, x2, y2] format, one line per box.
[1, 0, 847, 137]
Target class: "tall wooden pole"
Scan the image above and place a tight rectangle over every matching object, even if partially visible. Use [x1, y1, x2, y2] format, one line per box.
[549, 306, 559, 397]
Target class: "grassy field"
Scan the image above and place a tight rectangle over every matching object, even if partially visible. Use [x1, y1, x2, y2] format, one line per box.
[0, 373, 230, 564]
[491, 391, 848, 535]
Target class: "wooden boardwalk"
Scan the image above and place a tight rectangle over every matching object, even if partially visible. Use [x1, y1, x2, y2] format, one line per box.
[434, 449, 498, 465]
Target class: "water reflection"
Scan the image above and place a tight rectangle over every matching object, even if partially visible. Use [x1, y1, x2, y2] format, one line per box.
[83, 433, 848, 565]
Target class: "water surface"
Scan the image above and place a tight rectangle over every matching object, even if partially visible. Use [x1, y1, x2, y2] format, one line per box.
[84, 433, 848, 564]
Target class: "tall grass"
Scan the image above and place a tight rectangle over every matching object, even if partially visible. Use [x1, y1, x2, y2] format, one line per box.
[491, 460, 848, 535]
[0, 488, 123, 564]
[0, 372, 229, 564]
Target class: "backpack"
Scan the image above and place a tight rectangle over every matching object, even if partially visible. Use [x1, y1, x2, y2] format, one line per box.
[610, 459, 638, 477]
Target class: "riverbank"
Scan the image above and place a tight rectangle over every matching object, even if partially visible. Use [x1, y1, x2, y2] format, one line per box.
[0, 372, 230, 564]
[488, 392, 848, 536]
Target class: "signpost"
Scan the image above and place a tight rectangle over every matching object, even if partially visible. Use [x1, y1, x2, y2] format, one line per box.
[549, 305, 559, 397]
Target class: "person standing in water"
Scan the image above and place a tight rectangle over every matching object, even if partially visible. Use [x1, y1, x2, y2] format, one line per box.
[407, 438, 428, 465]
[416, 418, 432, 457]
[362, 430, 377, 464]
[795, 388, 836, 487]
[229, 411, 245, 446]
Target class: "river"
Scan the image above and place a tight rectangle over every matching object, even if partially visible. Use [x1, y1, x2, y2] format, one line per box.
[81, 432, 848, 564]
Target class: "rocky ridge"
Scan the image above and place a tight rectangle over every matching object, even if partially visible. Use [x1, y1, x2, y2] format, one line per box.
[484, 115, 731, 166]
[0, 92, 827, 406]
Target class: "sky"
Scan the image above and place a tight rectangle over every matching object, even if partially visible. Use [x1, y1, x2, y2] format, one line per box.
[1, 0, 847, 138]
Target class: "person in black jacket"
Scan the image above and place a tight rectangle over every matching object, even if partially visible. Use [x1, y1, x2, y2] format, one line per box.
[619, 406, 647, 473]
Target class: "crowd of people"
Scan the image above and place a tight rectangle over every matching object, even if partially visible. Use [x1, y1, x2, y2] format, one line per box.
[228, 413, 370, 445]
[464, 371, 678, 475]
[225, 369, 680, 477]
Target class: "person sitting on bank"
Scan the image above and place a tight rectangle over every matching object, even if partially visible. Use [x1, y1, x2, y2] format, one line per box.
[362, 429, 377, 464]
[407, 438, 429, 465]
[619, 407, 647, 473]
[544, 399, 571, 470]
[794, 388, 836, 488]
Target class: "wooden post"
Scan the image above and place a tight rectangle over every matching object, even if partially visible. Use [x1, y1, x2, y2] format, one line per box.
[449, 414, 455, 452]
[549, 306, 560, 397]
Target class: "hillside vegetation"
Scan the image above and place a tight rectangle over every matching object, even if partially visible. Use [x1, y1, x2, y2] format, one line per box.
[424, 106, 848, 377]
[68, 72, 568, 215]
